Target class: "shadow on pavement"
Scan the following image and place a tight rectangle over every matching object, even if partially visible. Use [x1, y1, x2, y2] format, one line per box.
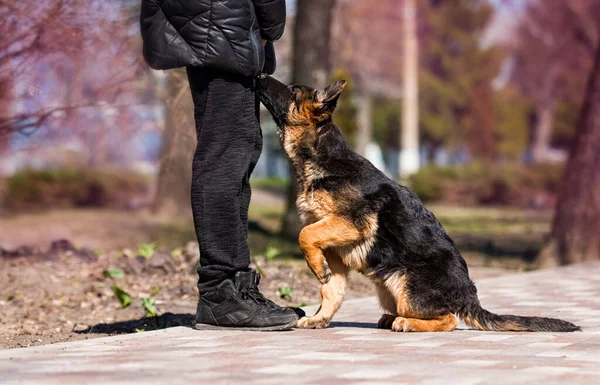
[328, 321, 378, 329]
[77, 313, 195, 335]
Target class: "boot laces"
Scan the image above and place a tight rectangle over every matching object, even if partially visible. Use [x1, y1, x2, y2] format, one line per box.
[239, 275, 279, 308]
[240, 287, 270, 304]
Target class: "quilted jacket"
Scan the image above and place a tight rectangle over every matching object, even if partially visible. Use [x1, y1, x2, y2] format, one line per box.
[140, 0, 286, 76]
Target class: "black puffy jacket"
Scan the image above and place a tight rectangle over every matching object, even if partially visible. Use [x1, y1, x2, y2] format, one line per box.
[140, 0, 286, 77]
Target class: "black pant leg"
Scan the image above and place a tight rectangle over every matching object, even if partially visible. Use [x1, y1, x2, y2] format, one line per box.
[187, 67, 258, 291]
[239, 92, 263, 239]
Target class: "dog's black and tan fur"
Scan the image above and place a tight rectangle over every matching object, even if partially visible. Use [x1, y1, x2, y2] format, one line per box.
[257, 75, 580, 332]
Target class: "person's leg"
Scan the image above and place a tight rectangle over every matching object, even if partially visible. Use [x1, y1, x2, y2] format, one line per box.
[188, 68, 301, 330]
[239, 95, 263, 240]
[188, 67, 256, 291]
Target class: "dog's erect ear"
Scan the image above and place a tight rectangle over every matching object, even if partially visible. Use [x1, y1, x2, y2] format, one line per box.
[316, 80, 347, 107]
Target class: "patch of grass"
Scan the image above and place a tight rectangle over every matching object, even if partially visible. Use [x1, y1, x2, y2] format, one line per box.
[408, 163, 563, 207]
[111, 285, 132, 308]
[150, 221, 196, 251]
[429, 205, 551, 262]
[250, 177, 288, 194]
[170, 247, 183, 259]
[248, 204, 286, 231]
[141, 298, 157, 317]
[137, 243, 157, 259]
[3, 167, 150, 211]
[278, 286, 293, 300]
[264, 245, 280, 260]
[102, 268, 125, 279]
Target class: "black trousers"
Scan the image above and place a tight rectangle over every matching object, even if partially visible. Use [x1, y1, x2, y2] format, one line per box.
[187, 67, 262, 291]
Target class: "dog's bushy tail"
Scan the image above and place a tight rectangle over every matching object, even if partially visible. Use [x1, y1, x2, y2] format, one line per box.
[459, 299, 580, 332]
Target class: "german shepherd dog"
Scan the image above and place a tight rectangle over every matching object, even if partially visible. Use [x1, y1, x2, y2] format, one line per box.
[256, 74, 579, 332]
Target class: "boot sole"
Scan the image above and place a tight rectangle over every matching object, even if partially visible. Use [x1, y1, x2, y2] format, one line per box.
[194, 319, 297, 332]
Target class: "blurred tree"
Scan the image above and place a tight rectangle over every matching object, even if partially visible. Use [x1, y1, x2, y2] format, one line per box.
[331, 69, 357, 148]
[552, 100, 581, 150]
[0, 78, 12, 153]
[0, 1, 84, 135]
[372, 99, 401, 156]
[0, 0, 149, 166]
[331, 0, 404, 160]
[543, 18, 600, 265]
[492, 86, 532, 160]
[281, 0, 336, 239]
[513, 0, 595, 163]
[123, 0, 197, 217]
[153, 71, 195, 217]
[400, 0, 420, 176]
[419, 0, 502, 160]
[332, 0, 403, 88]
[466, 84, 497, 161]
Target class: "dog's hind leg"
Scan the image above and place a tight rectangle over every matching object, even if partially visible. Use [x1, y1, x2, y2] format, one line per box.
[296, 252, 349, 329]
[384, 271, 458, 332]
[376, 284, 397, 329]
[391, 314, 458, 332]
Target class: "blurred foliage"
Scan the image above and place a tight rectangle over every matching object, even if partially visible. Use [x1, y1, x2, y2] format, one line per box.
[278, 286, 293, 300]
[141, 298, 157, 317]
[372, 98, 401, 151]
[103, 268, 125, 279]
[419, 0, 503, 155]
[264, 245, 280, 261]
[4, 168, 149, 212]
[138, 243, 157, 259]
[553, 99, 581, 149]
[493, 86, 532, 160]
[550, 70, 589, 149]
[111, 285, 132, 308]
[250, 176, 288, 194]
[409, 163, 564, 207]
[332, 69, 358, 146]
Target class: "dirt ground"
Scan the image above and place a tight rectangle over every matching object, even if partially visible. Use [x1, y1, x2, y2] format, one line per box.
[0, 238, 367, 350]
[0, 238, 511, 350]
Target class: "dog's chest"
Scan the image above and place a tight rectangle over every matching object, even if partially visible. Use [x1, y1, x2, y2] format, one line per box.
[296, 189, 334, 225]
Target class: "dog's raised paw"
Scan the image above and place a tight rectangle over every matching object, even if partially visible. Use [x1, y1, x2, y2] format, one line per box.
[296, 316, 330, 329]
[318, 271, 331, 285]
[317, 260, 332, 285]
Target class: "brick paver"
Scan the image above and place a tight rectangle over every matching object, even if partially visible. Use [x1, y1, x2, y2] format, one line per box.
[2, 263, 600, 385]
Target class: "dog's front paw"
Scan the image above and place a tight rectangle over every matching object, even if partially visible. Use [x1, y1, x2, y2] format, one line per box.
[296, 316, 330, 329]
[391, 317, 414, 332]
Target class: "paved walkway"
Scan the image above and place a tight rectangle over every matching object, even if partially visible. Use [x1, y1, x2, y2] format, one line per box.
[2, 263, 600, 385]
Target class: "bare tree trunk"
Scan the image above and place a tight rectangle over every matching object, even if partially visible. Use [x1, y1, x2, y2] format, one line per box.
[355, 90, 372, 157]
[0, 78, 11, 152]
[281, 0, 336, 238]
[153, 70, 196, 217]
[531, 101, 556, 164]
[541, 42, 600, 266]
[399, 0, 420, 178]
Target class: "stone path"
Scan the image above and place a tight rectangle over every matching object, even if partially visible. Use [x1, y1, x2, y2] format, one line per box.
[2, 263, 600, 385]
